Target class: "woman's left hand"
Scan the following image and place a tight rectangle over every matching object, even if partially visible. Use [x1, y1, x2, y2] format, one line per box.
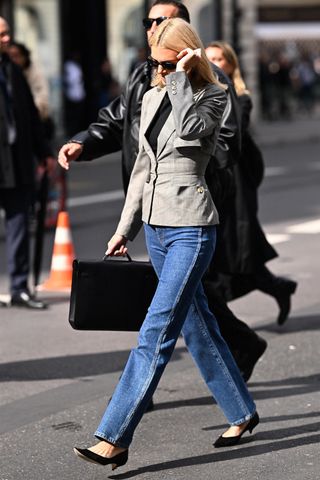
[105, 234, 128, 256]
[176, 48, 201, 73]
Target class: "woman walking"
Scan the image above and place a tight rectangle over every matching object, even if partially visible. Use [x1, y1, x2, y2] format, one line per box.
[65, 19, 259, 470]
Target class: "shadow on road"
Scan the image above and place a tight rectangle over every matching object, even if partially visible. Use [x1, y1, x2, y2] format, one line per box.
[145, 372, 320, 412]
[256, 313, 320, 334]
[109, 433, 320, 479]
[0, 346, 187, 382]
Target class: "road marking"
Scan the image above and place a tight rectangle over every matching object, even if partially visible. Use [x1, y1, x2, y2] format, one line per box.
[286, 219, 320, 234]
[265, 166, 287, 176]
[266, 233, 290, 244]
[47, 190, 124, 210]
[266, 218, 320, 246]
[67, 190, 124, 207]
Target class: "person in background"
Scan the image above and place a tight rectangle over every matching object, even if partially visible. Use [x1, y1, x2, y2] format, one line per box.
[0, 16, 54, 309]
[97, 56, 121, 109]
[63, 51, 86, 136]
[72, 18, 259, 469]
[206, 41, 297, 326]
[8, 41, 61, 229]
[58, 0, 267, 383]
[129, 46, 148, 74]
[8, 42, 51, 131]
[9, 41, 56, 142]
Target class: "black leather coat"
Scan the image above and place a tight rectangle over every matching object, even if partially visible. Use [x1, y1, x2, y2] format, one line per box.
[212, 93, 277, 279]
[0, 55, 50, 189]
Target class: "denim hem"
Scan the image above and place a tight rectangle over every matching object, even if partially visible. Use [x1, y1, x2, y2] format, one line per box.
[95, 431, 129, 449]
[230, 410, 256, 427]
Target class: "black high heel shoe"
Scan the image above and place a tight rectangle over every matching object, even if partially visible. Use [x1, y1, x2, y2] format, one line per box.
[275, 280, 297, 325]
[214, 411, 259, 448]
[73, 447, 128, 470]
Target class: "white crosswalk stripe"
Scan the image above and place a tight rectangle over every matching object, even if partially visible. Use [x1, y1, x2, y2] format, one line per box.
[266, 233, 290, 245]
[286, 219, 320, 234]
[267, 218, 320, 246]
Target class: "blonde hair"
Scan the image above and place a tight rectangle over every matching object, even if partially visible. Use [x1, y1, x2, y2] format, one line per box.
[207, 41, 250, 96]
[149, 18, 223, 89]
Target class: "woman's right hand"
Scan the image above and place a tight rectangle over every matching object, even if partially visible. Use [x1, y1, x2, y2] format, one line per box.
[106, 234, 128, 256]
[58, 142, 83, 170]
[176, 48, 201, 73]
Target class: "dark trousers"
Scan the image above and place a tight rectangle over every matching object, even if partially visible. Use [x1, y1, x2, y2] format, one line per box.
[203, 277, 262, 356]
[0, 187, 31, 295]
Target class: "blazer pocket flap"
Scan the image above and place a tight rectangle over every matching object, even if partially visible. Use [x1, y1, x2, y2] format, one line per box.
[173, 137, 202, 148]
[173, 137, 213, 154]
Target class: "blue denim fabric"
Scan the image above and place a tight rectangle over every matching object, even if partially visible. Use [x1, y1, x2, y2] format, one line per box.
[95, 224, 256, 448]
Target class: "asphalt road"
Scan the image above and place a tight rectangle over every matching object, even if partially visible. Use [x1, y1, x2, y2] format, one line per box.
[0, 138, 319, 480]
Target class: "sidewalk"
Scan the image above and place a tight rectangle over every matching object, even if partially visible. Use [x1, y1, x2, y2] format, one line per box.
[1, 228, 319, 480]
[0, 115, 320, 480]
[253, 115, 320, 147]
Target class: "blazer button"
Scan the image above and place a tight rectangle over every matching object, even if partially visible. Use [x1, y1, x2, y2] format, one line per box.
[197, 186, 204, 194]
[171, 80, 177, 85]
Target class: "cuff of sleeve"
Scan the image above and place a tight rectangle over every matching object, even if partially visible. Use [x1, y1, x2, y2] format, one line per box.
[166, 71, 190, 98]
[67, 140, 84, 148]
[116, 220, 142, 242]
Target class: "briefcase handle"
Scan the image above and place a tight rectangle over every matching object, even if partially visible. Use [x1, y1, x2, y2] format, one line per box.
[102, 253, 133, 262]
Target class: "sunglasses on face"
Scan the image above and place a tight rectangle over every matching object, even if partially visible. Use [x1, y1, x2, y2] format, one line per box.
[142, 16, 169, 30]
[148, 56, 177, 71]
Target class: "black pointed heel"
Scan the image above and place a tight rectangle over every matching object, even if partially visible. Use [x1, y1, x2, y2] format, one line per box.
[275, 280, 297, 325]
[214, 411, 259, 448]
[73, 447, 128, 470]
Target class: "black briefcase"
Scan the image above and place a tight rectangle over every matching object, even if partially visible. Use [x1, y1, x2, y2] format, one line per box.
[68, 255, 158, 331]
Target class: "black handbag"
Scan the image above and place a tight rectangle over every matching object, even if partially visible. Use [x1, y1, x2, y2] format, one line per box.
[68, 255, 158, 331]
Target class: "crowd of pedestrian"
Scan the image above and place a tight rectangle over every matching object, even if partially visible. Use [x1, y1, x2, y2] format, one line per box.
[258, 46, 320, 120]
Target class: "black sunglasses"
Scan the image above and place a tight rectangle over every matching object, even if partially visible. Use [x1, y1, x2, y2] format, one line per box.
[142, 16, 169, 30]
[147, 56, 177, 71]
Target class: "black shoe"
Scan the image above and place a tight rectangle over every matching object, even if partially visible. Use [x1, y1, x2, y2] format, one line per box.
[214, 411, 259, 448]
[235, 338, 268, 382]
[275, 280, 297, 325]
[11, 291, 48, 310]
[145, 397, 154, 412]
[73, 447, 128, 470]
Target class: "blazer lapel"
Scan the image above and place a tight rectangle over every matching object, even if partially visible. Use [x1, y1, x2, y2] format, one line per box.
[142, 85, 207, 159]
[156, 111, 175, 158]
[142, 87, 166, 156]
[156, 86, 207, 158]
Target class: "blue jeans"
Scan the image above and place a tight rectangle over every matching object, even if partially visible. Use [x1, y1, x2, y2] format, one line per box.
[95, 224, 256, 448]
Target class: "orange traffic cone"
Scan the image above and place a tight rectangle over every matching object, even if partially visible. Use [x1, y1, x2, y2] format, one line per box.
[38, 211, 75, 291]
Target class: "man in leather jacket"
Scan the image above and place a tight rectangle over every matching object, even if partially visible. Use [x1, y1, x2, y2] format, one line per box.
[58, 0, 267, 381]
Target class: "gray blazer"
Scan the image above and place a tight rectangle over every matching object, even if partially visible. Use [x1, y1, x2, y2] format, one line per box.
[116, 71, 227, 241]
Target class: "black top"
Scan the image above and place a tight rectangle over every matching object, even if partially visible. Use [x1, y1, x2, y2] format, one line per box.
[146, 92, 172, 154]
